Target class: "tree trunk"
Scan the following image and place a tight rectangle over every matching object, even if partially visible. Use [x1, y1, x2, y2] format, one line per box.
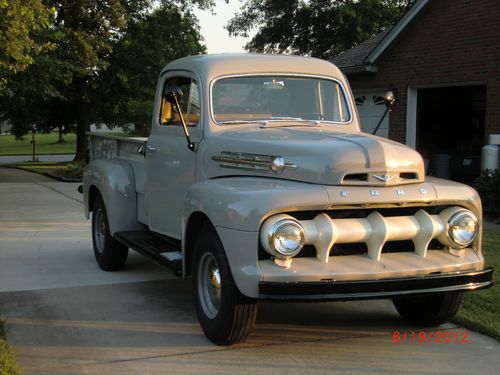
[57, 125, 65, 143]
[74, 94, 91, 162]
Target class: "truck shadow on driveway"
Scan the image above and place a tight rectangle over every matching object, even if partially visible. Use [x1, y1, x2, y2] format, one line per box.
[1, 276, 413, 349]
[0, 277, 491, 375]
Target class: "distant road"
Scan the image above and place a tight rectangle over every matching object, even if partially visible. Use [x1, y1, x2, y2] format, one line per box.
[0, 154, 74, 164]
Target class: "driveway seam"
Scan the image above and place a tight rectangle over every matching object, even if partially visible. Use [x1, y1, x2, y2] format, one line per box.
[36, 182, 83, 204]
[25, 331, 389, 372]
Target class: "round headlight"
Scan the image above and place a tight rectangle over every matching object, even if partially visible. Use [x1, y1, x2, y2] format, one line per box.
[448, 211, 478, 248]
[268, 219, 305, 258]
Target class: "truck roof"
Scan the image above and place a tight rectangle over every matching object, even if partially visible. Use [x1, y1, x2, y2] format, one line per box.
[161, 53, 344, 81]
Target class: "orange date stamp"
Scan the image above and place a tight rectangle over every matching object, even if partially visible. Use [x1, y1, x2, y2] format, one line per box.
[392, 330, 469, 343]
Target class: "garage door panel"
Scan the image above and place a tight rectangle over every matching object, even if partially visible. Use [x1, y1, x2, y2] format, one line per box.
[354, 93, 389, 138]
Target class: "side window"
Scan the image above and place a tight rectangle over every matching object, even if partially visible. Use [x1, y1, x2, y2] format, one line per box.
[160, 77, 200, 126]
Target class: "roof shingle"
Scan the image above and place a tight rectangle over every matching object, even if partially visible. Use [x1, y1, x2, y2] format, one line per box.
[331, 31, 388, 69]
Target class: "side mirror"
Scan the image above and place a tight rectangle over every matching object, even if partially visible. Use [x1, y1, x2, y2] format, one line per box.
[384, 90, 396, 110]
[164, 85, 183, 103]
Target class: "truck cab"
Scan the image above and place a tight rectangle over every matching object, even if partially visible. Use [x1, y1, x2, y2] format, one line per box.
[83, 54, 493, 345]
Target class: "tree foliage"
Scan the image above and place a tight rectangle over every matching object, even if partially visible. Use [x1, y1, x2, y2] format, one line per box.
[0, 0, 210, 158]
[227, 0, 416, 59]
[97, 2, 206, 135]
[0, 0, 52, 92]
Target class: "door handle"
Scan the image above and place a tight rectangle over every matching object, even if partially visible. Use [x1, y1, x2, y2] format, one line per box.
[146, 145, 157, 152]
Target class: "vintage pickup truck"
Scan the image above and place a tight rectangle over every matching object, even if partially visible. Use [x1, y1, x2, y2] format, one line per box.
[82, 53, 493, 345]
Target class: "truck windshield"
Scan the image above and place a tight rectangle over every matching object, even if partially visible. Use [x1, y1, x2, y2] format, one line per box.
[212, 76, 350, 124]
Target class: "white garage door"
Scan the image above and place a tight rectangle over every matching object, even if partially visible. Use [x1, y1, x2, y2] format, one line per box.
[354, 92, 389, 138]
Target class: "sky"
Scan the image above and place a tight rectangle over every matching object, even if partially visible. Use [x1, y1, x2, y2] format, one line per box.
[193, 0, 256, 53]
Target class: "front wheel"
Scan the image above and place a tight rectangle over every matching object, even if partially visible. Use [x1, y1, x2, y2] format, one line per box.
[192, 226, 258, 345]
[92, 194, 128, 271]
[393, 292, 464, 326]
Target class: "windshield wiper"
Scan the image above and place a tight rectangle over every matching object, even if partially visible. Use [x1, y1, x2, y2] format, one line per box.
[261, 118, 320, 128]
[217, 119, 268, 125]
[268, 116, 304, 121]
[217, 117, 320, 127]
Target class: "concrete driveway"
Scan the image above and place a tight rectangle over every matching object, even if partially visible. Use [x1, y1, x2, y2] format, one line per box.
[0, 169, 499, 375]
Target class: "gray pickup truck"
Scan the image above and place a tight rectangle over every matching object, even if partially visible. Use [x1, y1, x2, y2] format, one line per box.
[82, 53, 493, 345]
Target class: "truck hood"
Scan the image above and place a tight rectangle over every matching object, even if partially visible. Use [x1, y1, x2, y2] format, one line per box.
[201, 126, 425, 186]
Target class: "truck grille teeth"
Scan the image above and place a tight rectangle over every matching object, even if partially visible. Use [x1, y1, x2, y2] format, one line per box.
[301, 209, 447, 263]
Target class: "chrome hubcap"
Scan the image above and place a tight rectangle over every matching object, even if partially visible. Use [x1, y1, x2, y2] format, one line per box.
[93, 208, 106, 254]
[198, 252, 221, 319]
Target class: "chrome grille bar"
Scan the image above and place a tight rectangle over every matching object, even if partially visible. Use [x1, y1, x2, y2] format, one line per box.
[300, 208, 458, 263]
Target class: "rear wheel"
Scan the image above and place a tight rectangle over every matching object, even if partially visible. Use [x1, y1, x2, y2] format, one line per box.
[393, 292, 464, 326]
[192, 226, 257, 345]
[92, 194, 128, 271]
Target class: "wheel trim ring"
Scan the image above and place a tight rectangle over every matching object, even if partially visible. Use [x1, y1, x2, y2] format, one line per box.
[93, 208, 106, 254]
[198, 252, 221, 319]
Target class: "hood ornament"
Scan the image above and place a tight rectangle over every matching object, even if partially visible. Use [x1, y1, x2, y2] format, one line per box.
[372, 173, 398, 184]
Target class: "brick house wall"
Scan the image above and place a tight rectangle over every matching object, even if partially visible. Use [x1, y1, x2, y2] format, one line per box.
[345, 0, 500, 144]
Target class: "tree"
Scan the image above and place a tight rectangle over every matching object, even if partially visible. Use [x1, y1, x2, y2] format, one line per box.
[0, 0, 52, 93]
[96, 2, 206, 135]
[0, 0, 212, 159]
[227, 0, 416, 59]
[49, 0, 153, 160]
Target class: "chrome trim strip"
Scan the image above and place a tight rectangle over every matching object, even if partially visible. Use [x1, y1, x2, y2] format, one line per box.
[212, 151, 297, 174]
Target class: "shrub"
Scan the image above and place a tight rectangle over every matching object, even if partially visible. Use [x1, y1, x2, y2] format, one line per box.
[0, 320, 19, 375]
[476, 169, 500, 219]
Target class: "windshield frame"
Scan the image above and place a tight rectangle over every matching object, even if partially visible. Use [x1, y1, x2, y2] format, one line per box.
[209, 73, 353, 126]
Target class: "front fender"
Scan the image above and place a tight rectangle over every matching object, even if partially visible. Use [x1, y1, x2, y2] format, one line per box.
[184, 177, 330, 232]
[184, 177, 330, 297]
[83, 159, 143, 235]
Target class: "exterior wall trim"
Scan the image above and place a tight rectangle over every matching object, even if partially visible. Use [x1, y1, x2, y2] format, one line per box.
[409, 81, 487, 90]
[406, 87, 418, 149]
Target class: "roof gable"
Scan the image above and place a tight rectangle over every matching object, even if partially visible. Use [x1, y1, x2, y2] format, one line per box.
[331, 0, 429, 73]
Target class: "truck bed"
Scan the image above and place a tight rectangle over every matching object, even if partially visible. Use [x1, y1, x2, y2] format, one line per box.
[88, 132, 148, 219]
[88, 132, 147, 162]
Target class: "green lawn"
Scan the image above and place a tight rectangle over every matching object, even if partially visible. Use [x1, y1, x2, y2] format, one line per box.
[0, 321, 20, 375]
[454, 229, 500, 340]
[13, 161, 84, 181]
[0, 133, 76, 156]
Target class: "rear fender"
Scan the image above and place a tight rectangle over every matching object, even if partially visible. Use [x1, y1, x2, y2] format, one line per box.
[83, 159, 143, 235]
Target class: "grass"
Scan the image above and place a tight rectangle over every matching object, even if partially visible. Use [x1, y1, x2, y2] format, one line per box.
[12, 161, 85, 181]
[0, 320, 20, 375]
[0, 132, 76, 156]
[453, 229, 500, 340]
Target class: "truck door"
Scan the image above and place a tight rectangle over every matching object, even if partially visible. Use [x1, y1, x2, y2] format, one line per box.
[146, 72, 202, 238]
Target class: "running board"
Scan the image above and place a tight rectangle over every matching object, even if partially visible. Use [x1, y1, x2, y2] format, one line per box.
[114, 231, 183, 277]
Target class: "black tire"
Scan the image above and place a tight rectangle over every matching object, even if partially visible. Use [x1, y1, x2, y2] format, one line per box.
[91, 194, 128, 271]
[393, 292, 464, 326]
[192, 225, 258, 345]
